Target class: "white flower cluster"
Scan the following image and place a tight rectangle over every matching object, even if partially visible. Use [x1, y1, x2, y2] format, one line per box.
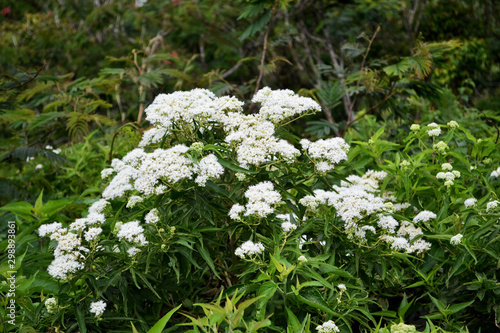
[38, 222, 63, 237]
[491, 166, 500, 178]
[464, 198, 477, 208]
[413, 211, 437, 223]
[145, 208, 160, 224]
[39, 199, 109, 279]
[251, 87, 321, 123]
[143, 89, 226, 132]
[436, 169, 460, 187]
[229, 181, 281, 219]
[433, 141, 449, 154]
[117, 221, 149, 246]
[45, 297, 58, 314]
[426, 122, 441, 137]
[89, 300, 106, 317]
[487, 200, 499, 212]
[195, 154, 225, 186]
[377, 215, 399, 233]
[316, 320, 340, 333]
[301, 138, 350, 173]
[410, 124, 420, 131]
[450, 233, 463, 245]
[235, 240, 265, 259]
[277, 214, 298, 232]
[139, 127, 168, 148]
[224, 113, 300, 168]
[127, 195, 143, 208]
[299, 170, 431, 254]
[45, 145, 62, 154]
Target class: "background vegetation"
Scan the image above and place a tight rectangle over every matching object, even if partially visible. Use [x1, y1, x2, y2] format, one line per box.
[1, 0, 499, 332]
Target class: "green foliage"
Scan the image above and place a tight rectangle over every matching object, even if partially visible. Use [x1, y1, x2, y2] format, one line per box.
[1, 1, 500, 332]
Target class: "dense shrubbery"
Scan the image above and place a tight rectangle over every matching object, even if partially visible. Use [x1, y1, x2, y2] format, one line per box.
[1, 1, 500, 332]
[2, 87, 499, 332]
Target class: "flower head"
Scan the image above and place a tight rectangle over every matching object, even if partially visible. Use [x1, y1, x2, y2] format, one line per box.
[316, 320, 340, 333]
[450, 234, 463, 245]
[235, 240, 264, 259]
[413, 211, 437, 223]
[89, 300, 106, 317]
[426, 123, 441, 137]
[464, 198, 477, 208]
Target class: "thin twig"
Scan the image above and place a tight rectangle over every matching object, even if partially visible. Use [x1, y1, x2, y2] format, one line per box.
[253, 22, 272, 97]
[2, 62, 47, 92]
[349, 26, 381, 119]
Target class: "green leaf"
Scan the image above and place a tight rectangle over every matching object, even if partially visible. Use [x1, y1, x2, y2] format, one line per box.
[448, 300, 474, 314]
[0, 202, 33, 216]
[34, 190, 44, 212]
[383, 58, 410, 77]
[148, 304, 182, 333]
[296, 289, 339, 316]
[40, 199, 74, 216]
[256, 281, 278, 320]
[76, 305, 87, 333]
[285, 307, 301, 331]
[429, 295, 446, 315]
[239, 11, 271, 41]
[217, 158, 258, 174]
[196, 243, 221, 280]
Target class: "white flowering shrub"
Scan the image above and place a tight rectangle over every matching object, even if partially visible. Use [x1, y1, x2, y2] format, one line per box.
[9, 88, 499, 332]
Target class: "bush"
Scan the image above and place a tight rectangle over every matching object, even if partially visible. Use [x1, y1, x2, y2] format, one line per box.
[3, 87, 496, 332]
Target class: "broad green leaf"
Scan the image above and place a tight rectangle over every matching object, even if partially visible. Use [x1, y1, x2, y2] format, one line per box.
[40, 199, 74, 216]
[0, 202, 33, 216]
[256, 281, 278, 320]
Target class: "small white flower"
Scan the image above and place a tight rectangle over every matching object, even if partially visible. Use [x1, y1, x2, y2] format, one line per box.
[410, 124, 420, 131]
[316, 320, 340, 333]
[450, 234, 463, 245]
[126, 195, 143, 208]
[413, 211, 437, 223]
[84, 227, 102, 242]
[145, 208, 160, 224]
[127, 247, 141, 257]
[39, 222, 63, 237]
[464, 198, 477, 208]
[426, 123, 441, 137]
[491, 167, 500, 178]
[35, 164, 43, 170]
[235, 240, 264, 259]
[433, 141, 448, 154]
[281, 221, 297, 232]
[441, 163, 452, 171]
[298, 255, 308, 263]
[486, 200, 499, 212]
[235, 173, 246, 181]
[447, 120, 459, 129]
[228, 204, 245, 220]
[101, 168, 114, 179]
[337, 284, 346, 292]
[89, 300, 106, 317]
[45, 297, 58, 314]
